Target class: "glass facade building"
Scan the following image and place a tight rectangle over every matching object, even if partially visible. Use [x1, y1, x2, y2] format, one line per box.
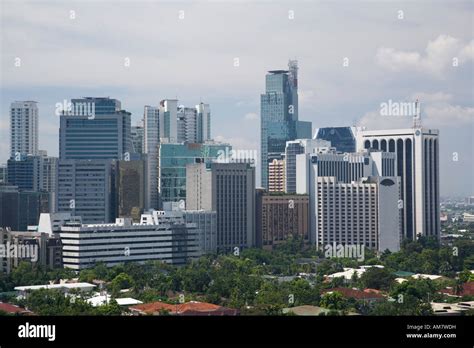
[316, 127, 356, 153]
[260, 60, 312, 189]
[158, 142, 230, 204]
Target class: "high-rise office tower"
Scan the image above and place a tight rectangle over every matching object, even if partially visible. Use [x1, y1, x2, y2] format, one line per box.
[57, 160, 114, 224]
[260, 60, 312, 189]
[115, 160, 147, 222]
[59, 97, 131, 160]
[315, 127, 356, 153]
[356, 125, 440, 240]
[143, 105, 160, 209]
[177, 106, 198, 143]
[0, 164, 7, 184]
[159, 99, 178, 143]
[196, 102, 211, 143]
[285, 139, 332, 193]
[7, 155, 41, 191]
[268, 159, 286, 192]
[316, 176, 401, 252]
[131, 122, 144, 154]
[10, 101, 39, 158]
[186, 162, 256, 252]
[39, 151, 58, 212]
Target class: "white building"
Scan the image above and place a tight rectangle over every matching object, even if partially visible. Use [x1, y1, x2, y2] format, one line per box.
[296, 149, 397, 244]
[317, 176, 401, 252]
[356, 127, 440, 240]
[60, 214, 201, 270]
[10, 101, 39, 158]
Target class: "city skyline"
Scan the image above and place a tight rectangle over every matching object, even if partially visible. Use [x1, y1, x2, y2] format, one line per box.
[1, 1, 473, 198]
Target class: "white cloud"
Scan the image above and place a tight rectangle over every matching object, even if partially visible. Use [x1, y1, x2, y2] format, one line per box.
[244, 112, 258, 121]
[375, 35, 473, 76]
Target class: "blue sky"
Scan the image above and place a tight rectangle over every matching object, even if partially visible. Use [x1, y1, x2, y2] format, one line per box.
[1, 0, 473, 196]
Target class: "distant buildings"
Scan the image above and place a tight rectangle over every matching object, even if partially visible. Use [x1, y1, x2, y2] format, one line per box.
[256, 192, 309, 249]
[7, 155, 41, 191]
[0, 228, 62, 273]
[10, 101, 39, 158]
[143, 105, 160, 209]
[356, 127, 440, 239]
[260, 60, 312, 189]
[130, 300, 238, 316]
[177, 103, 211, 144]
[186, 162, 256, 252]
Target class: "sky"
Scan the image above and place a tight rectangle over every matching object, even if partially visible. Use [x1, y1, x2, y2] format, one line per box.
[0, 0, 473, 196]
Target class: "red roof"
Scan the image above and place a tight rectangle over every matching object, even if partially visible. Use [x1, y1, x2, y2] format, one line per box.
[321, 288, 385, 300]
[0, 302, 32, 315]
[130, 301, 238, 316]
[439, 282, 474, 297]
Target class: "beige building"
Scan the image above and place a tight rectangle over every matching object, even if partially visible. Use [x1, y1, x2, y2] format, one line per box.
[268, 159, 286, 192]
[256, 192, 309, 250]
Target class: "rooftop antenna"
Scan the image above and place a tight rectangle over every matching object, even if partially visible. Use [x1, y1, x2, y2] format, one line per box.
[413, 99, 422, 128]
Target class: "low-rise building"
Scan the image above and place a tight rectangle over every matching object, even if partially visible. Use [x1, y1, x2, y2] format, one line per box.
[129, 300, 238, 316]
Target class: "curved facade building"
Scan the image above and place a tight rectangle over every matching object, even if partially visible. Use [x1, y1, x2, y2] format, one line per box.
[356, 128, 439, 240]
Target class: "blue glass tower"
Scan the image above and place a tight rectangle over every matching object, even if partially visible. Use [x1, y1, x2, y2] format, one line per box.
[260, 60, 311, 189]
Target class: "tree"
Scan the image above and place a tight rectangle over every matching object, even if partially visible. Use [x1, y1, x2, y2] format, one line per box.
[319, 291, 347, 310]
[360, 267, 394, 291]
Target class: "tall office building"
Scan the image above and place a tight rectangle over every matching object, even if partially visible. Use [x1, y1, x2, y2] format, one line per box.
[59, 97, 131, 160]
[158, 142, 230, 204]
[159, 99, 178, 143]
[10, 101, 39, 158]
[0, 187, 49, 231]
[315, 127, 356, 153]
[296, 149, 397, 244]
[57, 160, 114, 224]
[356, 126, 440, 240]
[260, 60, 312, 189]
[143, 106, 160, 209]
[39, 151, 58, 212]
[7, 155, 41, 191]
[177, 106, 198, 143]
[131, 122, 144, 154]
[186, 162, 256, 252]
[316, 176, 401, 252]
[0, 164, 7, 184]
[115, 160, 146, 222]
[268, 159, 286, 192]
[196, 102, 211, 143]
[285, 139, 332, 193]
[256, 193, 309, 249]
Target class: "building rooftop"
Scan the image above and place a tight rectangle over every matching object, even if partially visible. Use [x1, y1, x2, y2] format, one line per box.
[0, 302, 32, 315]
[15, 282, 96, 292]
[129, 300, 238, 316]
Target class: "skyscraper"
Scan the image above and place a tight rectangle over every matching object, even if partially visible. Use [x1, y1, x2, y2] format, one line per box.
[159, 99, 178, 143]
[177, 106, 198, 143]
[10, 101, 39, 158]
[57, 160, 114, 224]
[143, 105, 160, 209]
[59, 97, 131, 160]
[131, 122, 144, 154]
[196, 102, 211, 143]
[260, 60, 312, 189]
[186, 162, 256, 252]
[356, 126, 440, 240]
